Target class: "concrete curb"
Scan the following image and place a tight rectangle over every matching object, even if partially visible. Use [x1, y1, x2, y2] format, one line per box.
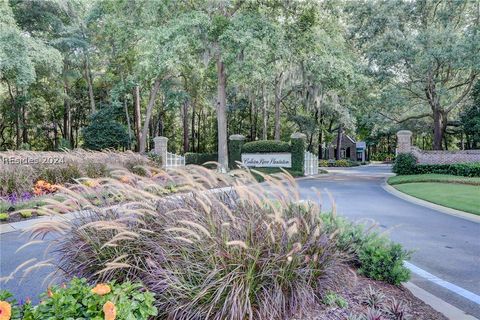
[382, 180, 480, 224]
[404, 282, 479, 320]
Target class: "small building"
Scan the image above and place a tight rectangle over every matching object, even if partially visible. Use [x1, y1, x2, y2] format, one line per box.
[327, 134, 366, 162]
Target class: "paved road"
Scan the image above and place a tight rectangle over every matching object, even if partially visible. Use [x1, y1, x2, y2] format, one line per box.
[297, 165, 480, 318]
[1, 164, 479, 317]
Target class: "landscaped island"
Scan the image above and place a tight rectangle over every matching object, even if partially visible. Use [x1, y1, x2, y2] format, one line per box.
[1, 165, 446, 319]
[391, 154, 480, 216]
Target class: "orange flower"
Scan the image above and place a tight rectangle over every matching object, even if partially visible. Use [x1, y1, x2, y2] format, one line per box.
[0, 301, 12, 320]
[103, 301, 116, 320]
[119, 176, 130, 183]
[92, 283, 111, 296]
[47, 288, 53, 298]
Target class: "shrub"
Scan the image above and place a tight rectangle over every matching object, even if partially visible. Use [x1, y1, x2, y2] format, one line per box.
[82, 105, 130, 151]
[242, 140, 290, 153]
[19, 210, 32, 218]
[185, 152, 218, 165]
[30, 168, 411, 319]
[38, 164, 82, 184]
[392, 153, 417, 175]
[370, 153, 395, 162]
[1, 278, 157, 319]
[415, 162, 480, 177]
[319, 159, 329, 167]
[0, 150, 150, 196]
[290, 135, 305, 173]
[358, 242, 410, 285]
[321, 214, 411, 285]
[0, 213, 9, 221]
[36, 170, 347, 320]
[323, 159, 360, 167]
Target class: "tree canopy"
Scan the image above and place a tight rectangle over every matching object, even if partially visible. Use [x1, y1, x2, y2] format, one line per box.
[1, 0, 478, 157]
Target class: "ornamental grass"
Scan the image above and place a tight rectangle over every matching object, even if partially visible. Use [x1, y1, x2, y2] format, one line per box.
[16, 165, 351, 320]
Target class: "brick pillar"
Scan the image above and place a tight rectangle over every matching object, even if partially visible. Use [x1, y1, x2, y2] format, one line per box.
[153, 136, 168, 168]
[396, 130, 412, 154]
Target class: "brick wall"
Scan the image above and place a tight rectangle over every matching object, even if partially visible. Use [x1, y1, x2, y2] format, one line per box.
[396, 130, 480, 164]
[411, 147, 480, 164]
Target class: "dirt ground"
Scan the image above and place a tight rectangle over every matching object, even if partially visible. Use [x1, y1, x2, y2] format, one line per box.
[296, 266, 447, 320]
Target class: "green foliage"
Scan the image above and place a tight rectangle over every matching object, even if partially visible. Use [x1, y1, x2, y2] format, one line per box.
[19, 210, 32, 218]
[325, 159, 359, 167]
[290, 136, 305, 173]
[228, 138, 244, 169]
[321, 213, 411, 285]
[323, 292, 348, 308]
[38, 164, 82, 184]
[0, 213, 9, 221]
[241, 140, 291, 153]
[185, 152, 218, 165]
[388, 174, 480, 186]
[83, 106, 129, 151]
[392, 153, 417, 175]
[358, 243, 411, 285]
[415, 162, 480, 177]
[3, 278, 157, 320]
[370, 153, 395, 162]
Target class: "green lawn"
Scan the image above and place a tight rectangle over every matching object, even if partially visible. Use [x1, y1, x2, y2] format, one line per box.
[394, 182, 480, 215]
[388, 174, 480, 186]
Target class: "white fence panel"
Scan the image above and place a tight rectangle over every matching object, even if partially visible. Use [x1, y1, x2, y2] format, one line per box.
[304, 151, 318, 176]
[165, 152, 185, 168]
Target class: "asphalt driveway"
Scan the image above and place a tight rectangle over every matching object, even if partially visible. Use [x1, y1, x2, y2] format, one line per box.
[296, 165, 480, 318]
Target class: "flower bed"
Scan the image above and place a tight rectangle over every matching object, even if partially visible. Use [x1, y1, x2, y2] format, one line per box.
[6, 168, 426, 320]
[0, 278, 157, 319]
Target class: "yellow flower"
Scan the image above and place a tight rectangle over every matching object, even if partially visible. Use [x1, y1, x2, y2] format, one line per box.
[0, 301, 12, 320]
[103, 301, 116, 320]
[92, 283, 111, 296]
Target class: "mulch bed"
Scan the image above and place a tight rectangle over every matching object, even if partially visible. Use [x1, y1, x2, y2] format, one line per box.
[295, 266, 447, 320]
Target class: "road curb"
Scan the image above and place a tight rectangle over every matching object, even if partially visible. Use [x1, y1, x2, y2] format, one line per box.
[382, 180, 480, 224]
[404, 282, 479, 320]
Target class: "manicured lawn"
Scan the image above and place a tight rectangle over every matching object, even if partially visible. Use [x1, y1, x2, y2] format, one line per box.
[394, 182, 480, 215]
[388, 174, 480, 186]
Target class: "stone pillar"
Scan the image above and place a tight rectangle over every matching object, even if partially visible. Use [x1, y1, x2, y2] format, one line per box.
[290, 132, 306, 173]
[396, 130, 412, 154]
[228, 134, 245, 169]
[153, 136, 168, 168]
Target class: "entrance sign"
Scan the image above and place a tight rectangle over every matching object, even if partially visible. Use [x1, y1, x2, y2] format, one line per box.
[241, 153, 292, 168]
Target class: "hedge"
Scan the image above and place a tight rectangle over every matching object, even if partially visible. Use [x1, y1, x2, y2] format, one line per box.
[415, 162, 480, 177]
[185, 153, 218, 165]
[392, 153, 480, 177]
[392, 153, 417, 175]
[242, 140, 290, 153]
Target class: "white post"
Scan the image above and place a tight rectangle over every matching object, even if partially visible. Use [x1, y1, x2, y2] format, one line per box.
[154, 137, 168, 168]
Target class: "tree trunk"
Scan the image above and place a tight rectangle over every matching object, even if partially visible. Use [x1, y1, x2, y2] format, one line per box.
[191, 98, 196, 152]
[336, 126, 343, 160]
[433, 108, 443, 150]
[139, 78, 162, 153]
[216, 56, 229, 171]
[21, 101, 28, 144]
[83, 54, 96, 113]
[274, 72, 284, 141]
[134, 85, 142, 152]
[262, 84, 268, 140]
[182, 100, 189, 153]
